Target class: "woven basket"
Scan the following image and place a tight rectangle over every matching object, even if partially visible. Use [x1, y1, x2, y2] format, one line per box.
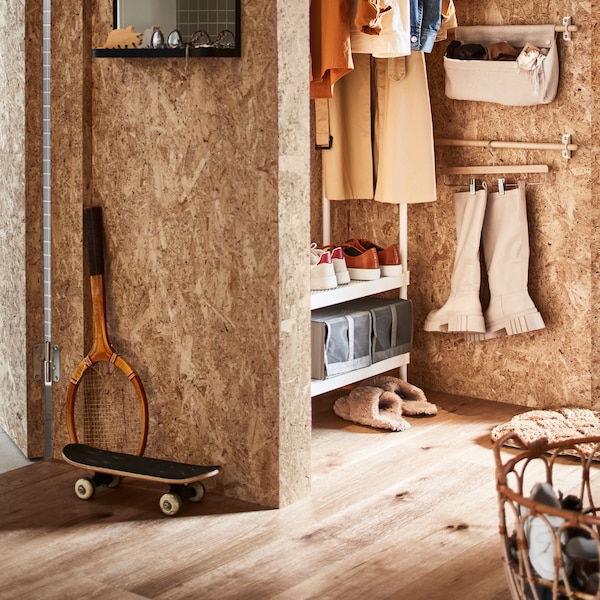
[494, 433, 600, 599]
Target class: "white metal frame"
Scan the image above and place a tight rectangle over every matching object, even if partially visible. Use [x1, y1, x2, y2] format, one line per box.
[311, 196, 410, 397]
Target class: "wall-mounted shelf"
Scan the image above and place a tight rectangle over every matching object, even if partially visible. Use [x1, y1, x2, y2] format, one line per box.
[92, 46, 240, 59]
[310, 273, 410, 311]
[97, 0, 241, 59]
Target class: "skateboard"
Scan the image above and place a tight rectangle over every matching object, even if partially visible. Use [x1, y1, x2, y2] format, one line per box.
[62, 443, 221, 516]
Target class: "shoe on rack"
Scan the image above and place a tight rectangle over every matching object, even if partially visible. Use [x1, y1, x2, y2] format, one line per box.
[345, 239, 402, 277]
[334, 245, 380, 281]
[329, 247, 351, 285]
[310, 243, 338, 291]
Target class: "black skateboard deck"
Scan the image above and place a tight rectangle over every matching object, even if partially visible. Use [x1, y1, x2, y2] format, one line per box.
[62, 443, 221, 516]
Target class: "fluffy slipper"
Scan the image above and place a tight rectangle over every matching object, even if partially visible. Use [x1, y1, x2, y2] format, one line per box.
[360, 375, 437, 416]
[333, 386, 411, 431]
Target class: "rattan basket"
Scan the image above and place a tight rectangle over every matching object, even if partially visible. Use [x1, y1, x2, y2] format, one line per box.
[494, 433, 600, 600]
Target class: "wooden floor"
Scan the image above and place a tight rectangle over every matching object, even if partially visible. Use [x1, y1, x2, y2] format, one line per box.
[1, 391, 531, 600]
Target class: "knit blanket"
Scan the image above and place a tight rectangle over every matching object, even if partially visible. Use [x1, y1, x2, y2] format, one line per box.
[491, 408, 600, 460]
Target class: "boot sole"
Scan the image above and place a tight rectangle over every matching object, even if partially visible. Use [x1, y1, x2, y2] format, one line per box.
[424, 312, 486, 333]
[464, 310, 545, 341]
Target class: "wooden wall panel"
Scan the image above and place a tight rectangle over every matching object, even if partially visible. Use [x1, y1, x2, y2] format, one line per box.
[46, 0, 311, 507]
[409, 1, 594, 408]
[49, 0, 92, 462]
[24, 0, 46, 456]
[591, 4, 600, 405]
[311, 1, 597, 409]
[0, 0, 45, 456]
[0, 1, 28, 452]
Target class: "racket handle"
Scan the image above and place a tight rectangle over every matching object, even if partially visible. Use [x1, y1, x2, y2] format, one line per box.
[84, 206, 105, 276]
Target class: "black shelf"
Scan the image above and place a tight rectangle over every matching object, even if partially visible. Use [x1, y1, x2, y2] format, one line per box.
[92, 46, 240, 59]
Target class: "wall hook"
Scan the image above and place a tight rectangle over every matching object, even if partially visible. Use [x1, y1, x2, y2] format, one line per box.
[561, 16, 573, 41]
[562, 133, 572, 159]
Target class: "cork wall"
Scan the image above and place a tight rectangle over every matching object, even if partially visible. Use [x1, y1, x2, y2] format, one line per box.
[312, 1, 597, 409]
[48, 0, 311, 508]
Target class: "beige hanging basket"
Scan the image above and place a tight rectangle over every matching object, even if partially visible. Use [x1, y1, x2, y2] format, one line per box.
[494, 433, 600, 599]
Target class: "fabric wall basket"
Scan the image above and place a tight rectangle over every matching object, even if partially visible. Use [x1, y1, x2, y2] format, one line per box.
[444, 24, 559, 106]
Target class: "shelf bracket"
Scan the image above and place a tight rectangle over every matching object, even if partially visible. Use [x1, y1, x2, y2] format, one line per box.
[562, 134, 573, 159]
[561, 16, 573, 41]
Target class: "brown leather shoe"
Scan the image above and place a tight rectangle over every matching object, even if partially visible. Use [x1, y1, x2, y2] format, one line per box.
[345, 239, 402, 277]
[337, 245, 380, 281]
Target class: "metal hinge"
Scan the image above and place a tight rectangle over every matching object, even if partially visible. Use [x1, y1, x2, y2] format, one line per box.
[33, 342, 61, 384]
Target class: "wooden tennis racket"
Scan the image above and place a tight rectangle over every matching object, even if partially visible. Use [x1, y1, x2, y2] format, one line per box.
[66, 206, 149, 456]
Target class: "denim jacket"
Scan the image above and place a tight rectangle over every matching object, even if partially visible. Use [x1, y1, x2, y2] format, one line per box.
[410, 0, 442, 52]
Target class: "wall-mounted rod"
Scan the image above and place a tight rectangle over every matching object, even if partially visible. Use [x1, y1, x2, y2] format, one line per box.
[554, 24, 578, 33]
[434, 137, 578, 155]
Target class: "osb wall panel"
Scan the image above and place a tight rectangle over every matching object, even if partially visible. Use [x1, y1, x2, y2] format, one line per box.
[312, 2, 596, 409]
[24, 0, 45, 457]
[275, 1, 312, 505]
[592, 5, 600, 401]
[49, 0, 311, 507]
[0, 1, 31, 454]
[409, 1, 594, 408]
[50, 0, 91, 466]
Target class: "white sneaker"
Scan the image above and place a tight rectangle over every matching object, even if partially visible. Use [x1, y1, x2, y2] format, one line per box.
[330, 247, 350, 285]
[310, 244, 337, 291]
[523, 482, 572, 581]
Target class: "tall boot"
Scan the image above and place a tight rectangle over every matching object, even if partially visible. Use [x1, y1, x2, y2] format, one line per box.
[424, 187, 487, 333]
[468, 182, 544, 340]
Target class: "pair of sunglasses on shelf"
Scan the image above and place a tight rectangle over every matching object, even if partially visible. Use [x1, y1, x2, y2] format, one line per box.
[148, 28, 236, 49]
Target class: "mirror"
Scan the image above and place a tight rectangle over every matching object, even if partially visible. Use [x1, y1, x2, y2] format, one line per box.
[113, 0, 239, 51]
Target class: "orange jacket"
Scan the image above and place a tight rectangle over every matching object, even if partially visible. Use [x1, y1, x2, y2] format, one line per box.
[310, 0, 354, 99]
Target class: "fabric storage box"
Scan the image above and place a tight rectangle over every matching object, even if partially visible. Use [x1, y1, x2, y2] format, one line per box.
[344, 298, 413, 363]
[311, 307, 372, 380]
[443, 24, 559, 106]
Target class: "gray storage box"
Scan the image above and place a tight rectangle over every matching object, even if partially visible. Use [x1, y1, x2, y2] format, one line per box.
[311, 307, 372, 380]
[344, 298, 413, 363]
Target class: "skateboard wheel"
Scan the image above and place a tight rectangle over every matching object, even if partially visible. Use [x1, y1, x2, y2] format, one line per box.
[75, 477, 96, 500]
[107, 475, 122, 489]
[189, 481, 206, 502]
[160, 493, 182, 516]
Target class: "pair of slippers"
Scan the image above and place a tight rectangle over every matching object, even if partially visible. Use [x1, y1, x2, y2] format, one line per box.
[333, 375, 437, 432]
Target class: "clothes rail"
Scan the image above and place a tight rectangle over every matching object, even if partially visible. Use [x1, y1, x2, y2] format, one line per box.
[434, 136, 578, 159]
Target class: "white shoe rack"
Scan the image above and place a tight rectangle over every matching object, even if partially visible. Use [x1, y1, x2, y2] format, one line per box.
[311, 198, 410, 397]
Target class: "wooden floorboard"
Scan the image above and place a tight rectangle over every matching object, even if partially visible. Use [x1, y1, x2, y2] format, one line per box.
[0, 391, 546, 599]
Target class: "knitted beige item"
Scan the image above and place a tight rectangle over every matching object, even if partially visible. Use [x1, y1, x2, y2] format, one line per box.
[361, 375, 438, 416]
[492, 408, 600, 460]
[333, 386, 411, 431]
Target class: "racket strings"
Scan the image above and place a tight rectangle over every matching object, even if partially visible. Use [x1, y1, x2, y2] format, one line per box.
[74, 361, 143, 455]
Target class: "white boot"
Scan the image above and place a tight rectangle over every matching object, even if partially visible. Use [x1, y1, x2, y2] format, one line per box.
[468, 182, 544, 340]
[424, 187, 487, 333]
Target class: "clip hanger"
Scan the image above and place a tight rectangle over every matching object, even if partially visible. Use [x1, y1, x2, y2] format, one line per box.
[443, 164, 548, 176]
[442, 164, 548, 190]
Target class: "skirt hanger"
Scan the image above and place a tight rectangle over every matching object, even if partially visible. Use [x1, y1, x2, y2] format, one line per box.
[441, 164, 548, 194]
